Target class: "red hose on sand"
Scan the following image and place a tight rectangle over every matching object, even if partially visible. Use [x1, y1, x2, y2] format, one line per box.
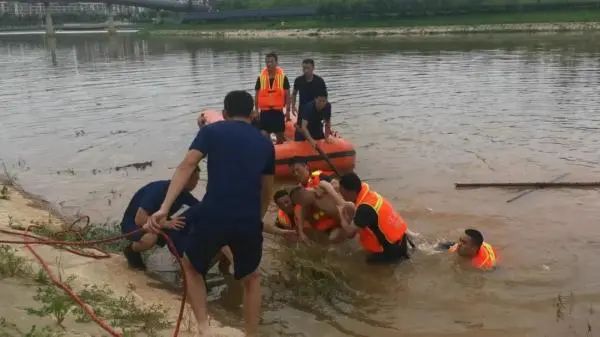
[0, 217, 187, 337]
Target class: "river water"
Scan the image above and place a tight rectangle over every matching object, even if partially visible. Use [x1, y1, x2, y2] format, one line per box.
[1, 32, 600, 336]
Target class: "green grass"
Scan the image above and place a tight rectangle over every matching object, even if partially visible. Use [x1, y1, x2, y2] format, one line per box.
[0, 245, 33, 279]
[146, 8, 600, 33]
[27, 276, 170, 336]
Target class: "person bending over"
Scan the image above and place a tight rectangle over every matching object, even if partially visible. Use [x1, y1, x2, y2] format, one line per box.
[120, 168, 200, 270]
[337, 173, 410, 264]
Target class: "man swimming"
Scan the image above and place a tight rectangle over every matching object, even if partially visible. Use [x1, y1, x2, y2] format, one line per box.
[438, 229, 497, 271]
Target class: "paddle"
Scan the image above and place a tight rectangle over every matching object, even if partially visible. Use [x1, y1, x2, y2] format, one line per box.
[311, 140, 342, 177]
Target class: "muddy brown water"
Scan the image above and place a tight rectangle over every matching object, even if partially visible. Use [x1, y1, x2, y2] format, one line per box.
[1, 32, 600, 336]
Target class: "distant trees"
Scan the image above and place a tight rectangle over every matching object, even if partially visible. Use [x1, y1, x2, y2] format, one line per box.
[213, 0, 596, 17]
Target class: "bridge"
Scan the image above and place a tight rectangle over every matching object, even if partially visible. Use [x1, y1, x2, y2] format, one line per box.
[17, 0, 210, 11]
[13, 0, 209, 36]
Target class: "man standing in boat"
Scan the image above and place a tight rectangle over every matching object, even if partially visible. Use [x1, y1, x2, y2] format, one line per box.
[147, 90, 275, 337]
[291, 58, 328, 117]
[255, 52, 291, 144]
[295, 91, 333, 144]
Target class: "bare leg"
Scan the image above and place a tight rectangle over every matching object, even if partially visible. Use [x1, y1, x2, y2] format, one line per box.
[131, 233, 158, 252]
[219, 246, 235, 275]
[182, 256, 209, 335]
[241, 270, 261, 337]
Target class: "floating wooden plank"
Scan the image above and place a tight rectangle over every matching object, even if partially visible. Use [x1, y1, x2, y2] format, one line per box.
[455, 181, 600, 189]
[505, 173, 569, 203]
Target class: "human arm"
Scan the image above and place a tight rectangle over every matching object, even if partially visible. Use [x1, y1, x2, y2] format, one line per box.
[146, 151, 203, 233]
[261, 175, 274, 219]
[147, 129, 208, 233]
[263, 221, 298, 241]
[284, 76, 291, 120]
[300, 119, 317, 147]
[324, 103, 332, 140]
[317, 181, 345, 207]
[254, 77, 260, 113]
[339, 202, 359, 236]
[134, 208, 150, 228]
[261, 143, 276, 218]
[295, 205, 310, 243]
[291, 77, 299, 116]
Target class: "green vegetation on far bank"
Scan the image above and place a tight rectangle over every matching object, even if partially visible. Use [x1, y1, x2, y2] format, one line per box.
[145, 8, 600, 33]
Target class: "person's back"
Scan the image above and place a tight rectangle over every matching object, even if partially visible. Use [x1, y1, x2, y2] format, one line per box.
[147, 90, 275, 336]
[192, 120, 274, 224]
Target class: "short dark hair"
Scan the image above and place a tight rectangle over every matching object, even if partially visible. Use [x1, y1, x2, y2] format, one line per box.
[302, 58, 314, 66]
[339, 173, 362, 193]
[288, 157, 309, 168]
[224, 90, 253, 118]
[289, 186, 304, 200]
[465, 229, 484, 248]
[266, 52, 278, 61]
[273, 189, 288, 202]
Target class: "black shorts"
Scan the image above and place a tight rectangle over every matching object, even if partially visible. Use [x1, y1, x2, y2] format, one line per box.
[366, 234, 410, 264]
[259, 110, 285, 134]
[184, 221, 263, 280]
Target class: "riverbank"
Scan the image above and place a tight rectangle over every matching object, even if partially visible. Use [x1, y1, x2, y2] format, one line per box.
[144, 9, 600, 37]
[0, 179, 242, 337]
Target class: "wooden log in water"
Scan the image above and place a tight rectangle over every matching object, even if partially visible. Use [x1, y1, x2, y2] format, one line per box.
[505, 173, 569, 203]
[455, 181, 600, 189]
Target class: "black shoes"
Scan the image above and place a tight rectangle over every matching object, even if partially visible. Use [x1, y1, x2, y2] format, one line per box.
[123, 244, 146, 270]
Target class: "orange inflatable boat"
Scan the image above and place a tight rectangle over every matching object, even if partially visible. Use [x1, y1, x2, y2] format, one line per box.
[197, 110, 356, 178]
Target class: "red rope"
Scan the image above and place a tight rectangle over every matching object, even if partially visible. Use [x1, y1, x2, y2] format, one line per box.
[0, 218, 187, 337]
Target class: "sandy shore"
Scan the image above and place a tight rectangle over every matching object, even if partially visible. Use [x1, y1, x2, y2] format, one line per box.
[147, 21, 600, 38]
[0, 180, 242, 337]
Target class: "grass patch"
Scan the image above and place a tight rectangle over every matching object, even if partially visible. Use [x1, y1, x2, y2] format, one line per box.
[1, 161, 17, 186]
[28, 220, 125, 254]
[0, 317, 64, 337]
[145, 8, 600, 33]
[0, 185, 9, 200]
[265, 244, 360, 307]
[27, 275, 78, 327]
[0, 245, 33, 279]
[27, 276, 170, 336]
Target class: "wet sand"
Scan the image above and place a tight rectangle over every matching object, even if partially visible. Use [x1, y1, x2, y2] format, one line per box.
[148, 21, 600, 38]
[0, 180, 242, 337]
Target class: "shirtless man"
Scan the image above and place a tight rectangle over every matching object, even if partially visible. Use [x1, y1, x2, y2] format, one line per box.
[289, 180, 345, 243]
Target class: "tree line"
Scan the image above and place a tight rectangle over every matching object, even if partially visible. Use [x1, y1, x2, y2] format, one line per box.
[215, 0, 599, 17]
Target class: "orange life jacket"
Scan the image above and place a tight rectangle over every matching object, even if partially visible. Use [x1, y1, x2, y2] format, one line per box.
[276, 209, 293, 230]
[311, 212, 337, 232]
[449, 241, 497, 270]
[355, 183, 407, 253]
[304, 170, 323, 188]
[472, 242, 497, 270]
[257, 67, 285, 111]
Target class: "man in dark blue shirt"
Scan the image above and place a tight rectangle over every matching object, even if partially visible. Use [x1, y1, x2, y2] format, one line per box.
[120, 169, 200, 270]
[292, 59, 328, 116]
[295, 91, 332, 145]
[146, 90, 275, 336]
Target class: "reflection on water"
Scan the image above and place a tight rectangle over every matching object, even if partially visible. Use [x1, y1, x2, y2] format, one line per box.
[2, 32, 600, 337]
